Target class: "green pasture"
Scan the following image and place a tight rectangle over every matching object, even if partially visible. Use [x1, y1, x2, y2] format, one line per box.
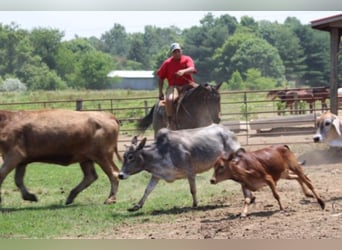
[0, 161, 238, 239]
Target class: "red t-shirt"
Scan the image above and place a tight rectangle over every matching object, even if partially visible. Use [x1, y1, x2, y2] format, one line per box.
[157, 55, 196, 86]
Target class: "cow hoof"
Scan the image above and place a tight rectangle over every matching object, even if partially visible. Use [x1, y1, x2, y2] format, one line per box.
[23, 193, 38, 202]
[239, 213, 248, 219]
[127, 204, 141, 212]
[104, 197, 116, 205]
[318, 198, 325, 210]
[65, 198, 74, 205]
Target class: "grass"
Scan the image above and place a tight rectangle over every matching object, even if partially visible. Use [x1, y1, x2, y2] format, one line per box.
[0, 161, 238, 239]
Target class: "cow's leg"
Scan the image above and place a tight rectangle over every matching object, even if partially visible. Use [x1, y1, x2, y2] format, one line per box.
[288, 168, 325, 209]
[128, 176, 160, 212]
[241, 186, 255, 218]
[66, 161, 98, 205]
[15, 164, 38, 202]
[96, 158, 120, 204]
[264, 175, 284, 211]
[187, 175, 198, 208]
[286, 172, 314, 198]
[0, 154, 22, 204]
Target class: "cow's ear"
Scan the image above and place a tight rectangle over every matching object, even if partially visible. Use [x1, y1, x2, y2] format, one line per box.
[332, 117, 341, 136]
[131, 135, 138, 145]
[137, 137, 147, 150]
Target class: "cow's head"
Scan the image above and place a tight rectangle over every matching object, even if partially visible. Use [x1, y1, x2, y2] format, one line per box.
[119, 136, 147, 180]
[313, 111, 342, 146]
[210, 148, 245, 184]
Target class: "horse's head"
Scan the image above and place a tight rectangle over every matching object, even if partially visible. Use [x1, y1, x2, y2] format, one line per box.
[179, 84, 221, 126]
[267, 90, 288, 101]
[207, 85, 221, 123]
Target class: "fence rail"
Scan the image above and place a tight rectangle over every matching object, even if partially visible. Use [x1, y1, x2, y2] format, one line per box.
[0, 88, 333, 152]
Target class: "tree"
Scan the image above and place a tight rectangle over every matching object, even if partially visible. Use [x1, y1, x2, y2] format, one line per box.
[0, 23, 30, 76]
[75, 50, 115, 89]
[183, 13, 238, 83]
[285, 17, 330, 86]
[20, 59, 67, 90]
[100, 23, 130, 57]
[55, 38, 96, 85]
[244, 68, 277, 90]
[259, 20, 307, 85]
[227, 70, 245, 90]
[231, 37, 285, 80]
[142, 25, 182, 69]
[29, 28, 64, 69]
[127, 33, 147, 69]
[213, 31, 285, 82]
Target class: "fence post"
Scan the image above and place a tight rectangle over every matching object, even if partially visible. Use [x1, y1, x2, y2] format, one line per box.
[76, 99, 83, 111]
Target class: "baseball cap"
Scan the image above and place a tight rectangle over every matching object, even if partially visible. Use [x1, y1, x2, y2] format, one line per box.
[170, 43, 181, 53]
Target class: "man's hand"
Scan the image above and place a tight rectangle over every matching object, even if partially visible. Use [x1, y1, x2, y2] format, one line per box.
[175, 69, 185, 77]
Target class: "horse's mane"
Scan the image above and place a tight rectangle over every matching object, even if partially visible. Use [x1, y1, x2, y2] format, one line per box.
[178, 84, 221, 124]
[181, 84, 220, 106]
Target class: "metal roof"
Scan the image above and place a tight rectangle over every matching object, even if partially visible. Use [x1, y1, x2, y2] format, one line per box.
[107, 70, 155, 78]
[311, 13, 342, 31]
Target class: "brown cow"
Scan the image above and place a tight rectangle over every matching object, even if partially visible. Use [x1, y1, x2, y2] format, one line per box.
[210, 145, 325, 217]
[0, 109, 122, 205]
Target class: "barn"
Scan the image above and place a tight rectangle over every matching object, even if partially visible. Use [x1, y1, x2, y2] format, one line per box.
[107, 70, 156, 90]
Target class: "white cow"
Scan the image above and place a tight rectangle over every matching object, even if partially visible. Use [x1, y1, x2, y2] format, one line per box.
[313, 111, 342, 147]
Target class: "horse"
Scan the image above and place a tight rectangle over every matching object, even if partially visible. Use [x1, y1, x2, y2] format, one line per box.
[137, 82, 222, 136]
[267, 89, 315, 115]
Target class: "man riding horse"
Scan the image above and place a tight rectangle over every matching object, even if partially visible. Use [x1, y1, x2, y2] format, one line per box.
[157, 42, 197, 129]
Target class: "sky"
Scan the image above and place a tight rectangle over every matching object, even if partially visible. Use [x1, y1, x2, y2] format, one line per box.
[0, 11, 341, 40]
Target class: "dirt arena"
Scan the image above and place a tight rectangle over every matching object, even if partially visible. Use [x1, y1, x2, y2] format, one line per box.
[96, 131, 342, 239]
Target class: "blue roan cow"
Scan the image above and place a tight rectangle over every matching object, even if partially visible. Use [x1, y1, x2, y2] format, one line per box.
[119, 124, 240, 211]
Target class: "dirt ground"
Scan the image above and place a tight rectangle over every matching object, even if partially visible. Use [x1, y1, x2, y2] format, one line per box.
[100, 131, 342, 239]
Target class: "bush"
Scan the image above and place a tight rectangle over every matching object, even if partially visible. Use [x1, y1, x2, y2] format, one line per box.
[0, 78, 27, 92]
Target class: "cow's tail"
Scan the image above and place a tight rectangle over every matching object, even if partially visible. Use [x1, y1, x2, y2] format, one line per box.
[137, 105, 155, 132]
[114, 146, 123, 162]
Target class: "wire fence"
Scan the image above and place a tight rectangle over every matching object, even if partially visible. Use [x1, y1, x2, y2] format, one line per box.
[0, 87, 333, 152]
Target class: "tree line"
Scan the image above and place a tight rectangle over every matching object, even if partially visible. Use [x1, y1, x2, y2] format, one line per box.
[0, 13, 339, 91]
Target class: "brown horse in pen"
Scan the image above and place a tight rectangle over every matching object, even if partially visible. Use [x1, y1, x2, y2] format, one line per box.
[267, 87, 329, 115]
[137, 82, 222, 136]
[312, 87, 329, 111]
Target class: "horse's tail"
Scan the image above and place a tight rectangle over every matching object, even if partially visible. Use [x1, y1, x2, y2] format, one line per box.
[215, 81, 223, 91]
[137, 104, 155, 132]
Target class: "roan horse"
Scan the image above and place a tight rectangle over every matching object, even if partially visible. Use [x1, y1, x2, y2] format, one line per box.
[137, 82, 222, 136]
